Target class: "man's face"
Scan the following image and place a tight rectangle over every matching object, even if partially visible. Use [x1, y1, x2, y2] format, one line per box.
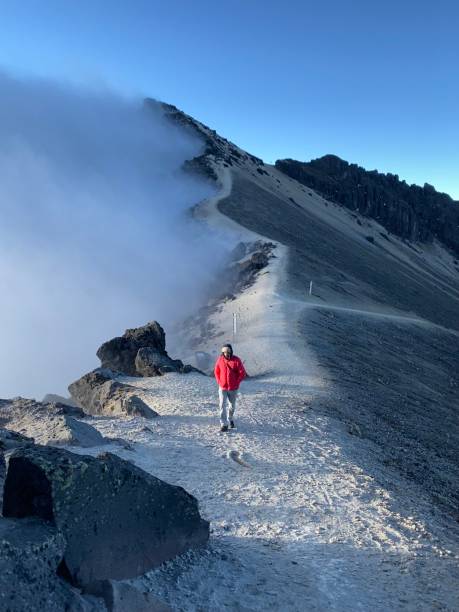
[222, 348, 231, 359]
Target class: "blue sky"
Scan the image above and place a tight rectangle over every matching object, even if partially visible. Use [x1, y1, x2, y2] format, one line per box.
[1, 0, 458, 198]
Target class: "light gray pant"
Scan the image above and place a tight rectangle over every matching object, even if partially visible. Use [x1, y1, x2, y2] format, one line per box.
[219, 388, 237, 426]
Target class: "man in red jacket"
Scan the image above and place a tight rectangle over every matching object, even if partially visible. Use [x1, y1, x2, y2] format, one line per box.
[214, 343, 247, 432]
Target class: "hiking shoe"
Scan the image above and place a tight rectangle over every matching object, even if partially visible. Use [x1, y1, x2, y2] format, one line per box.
[230, 420, 235, 429]
[220, 424, 229, 432]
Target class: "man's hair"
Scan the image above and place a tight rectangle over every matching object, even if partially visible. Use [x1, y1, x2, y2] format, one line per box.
[221, 343, 233, 354]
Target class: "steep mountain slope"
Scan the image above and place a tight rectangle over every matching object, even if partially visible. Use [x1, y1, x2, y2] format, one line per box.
[154, 100, 459, 517]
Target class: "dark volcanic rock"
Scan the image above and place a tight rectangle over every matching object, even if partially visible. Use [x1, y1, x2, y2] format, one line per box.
[228, 242, 274, 294]
[275, 155, 459, 255]
[0, 517, 104, 612]
[3, 445, 210, 588]
[68, 368, 158, 419]
[0, 398, 105, 447]
[97, 321, 166, 375]
[135, 347, 184, 376]
[95, 320, 196, 378]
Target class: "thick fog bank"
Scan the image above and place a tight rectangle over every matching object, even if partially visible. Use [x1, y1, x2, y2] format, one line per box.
[0, 72, 223, 398]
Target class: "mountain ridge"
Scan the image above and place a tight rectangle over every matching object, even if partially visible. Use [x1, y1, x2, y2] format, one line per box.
[276, 154, 459, 256]
[150, 98, 459, 259]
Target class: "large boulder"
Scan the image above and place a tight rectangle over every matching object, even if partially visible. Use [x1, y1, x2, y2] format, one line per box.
[68, 369, 158, 419]
[96, 321, 166, 376]
[0, 517, 105, 611]
[0, 398, 106, 447]
[95, 320, 195, 377]
[3, 445, 210, 589]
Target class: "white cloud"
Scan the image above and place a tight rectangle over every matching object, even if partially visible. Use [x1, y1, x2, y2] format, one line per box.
[0, 71, 222, 398]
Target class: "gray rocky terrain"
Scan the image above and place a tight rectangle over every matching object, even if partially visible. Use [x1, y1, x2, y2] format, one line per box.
[0, 397, 106, 448]
[68, 368, 159, 419]
[4, 445, 209, 587]
[0, 320, 210, 610]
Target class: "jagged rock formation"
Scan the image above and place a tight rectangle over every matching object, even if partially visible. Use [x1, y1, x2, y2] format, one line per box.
[69, 321, 201, 417]
[97, 321, 167, 375]
[0, 398, 106, 447]
[229, 241, 275, 293]
[275, 155, 459, 255]
[4, 445, 210, 589]
[145, 99, 265, 180]
[68, 368, 158, 419]
[96, 320, 198, 377]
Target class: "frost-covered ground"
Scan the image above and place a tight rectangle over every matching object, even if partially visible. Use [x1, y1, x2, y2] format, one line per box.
[69, 165, 458, 610]
[70, 254, 459, 611]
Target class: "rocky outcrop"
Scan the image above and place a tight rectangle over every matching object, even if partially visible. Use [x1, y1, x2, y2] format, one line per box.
[145, 99, 265, 181]
[214, 240, 274, 300]
[96, 320, 197, 377]
[0, 517, 105, 612]
[3, 445, 210, 589]
[135, 347, 185, 376]
[68, 368, 158, 418]
[229, 241, 274, 293]
[275, 155, 459, 255]
[97, 321, 166, 375]
[0, 398, 105, 447]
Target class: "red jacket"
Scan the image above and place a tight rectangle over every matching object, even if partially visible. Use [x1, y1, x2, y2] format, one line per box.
[214, 355, 246, 391]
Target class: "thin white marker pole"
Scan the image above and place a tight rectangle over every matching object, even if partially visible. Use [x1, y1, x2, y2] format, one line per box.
[309, 281, 313, 296]
[233, 312, 237, 340]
